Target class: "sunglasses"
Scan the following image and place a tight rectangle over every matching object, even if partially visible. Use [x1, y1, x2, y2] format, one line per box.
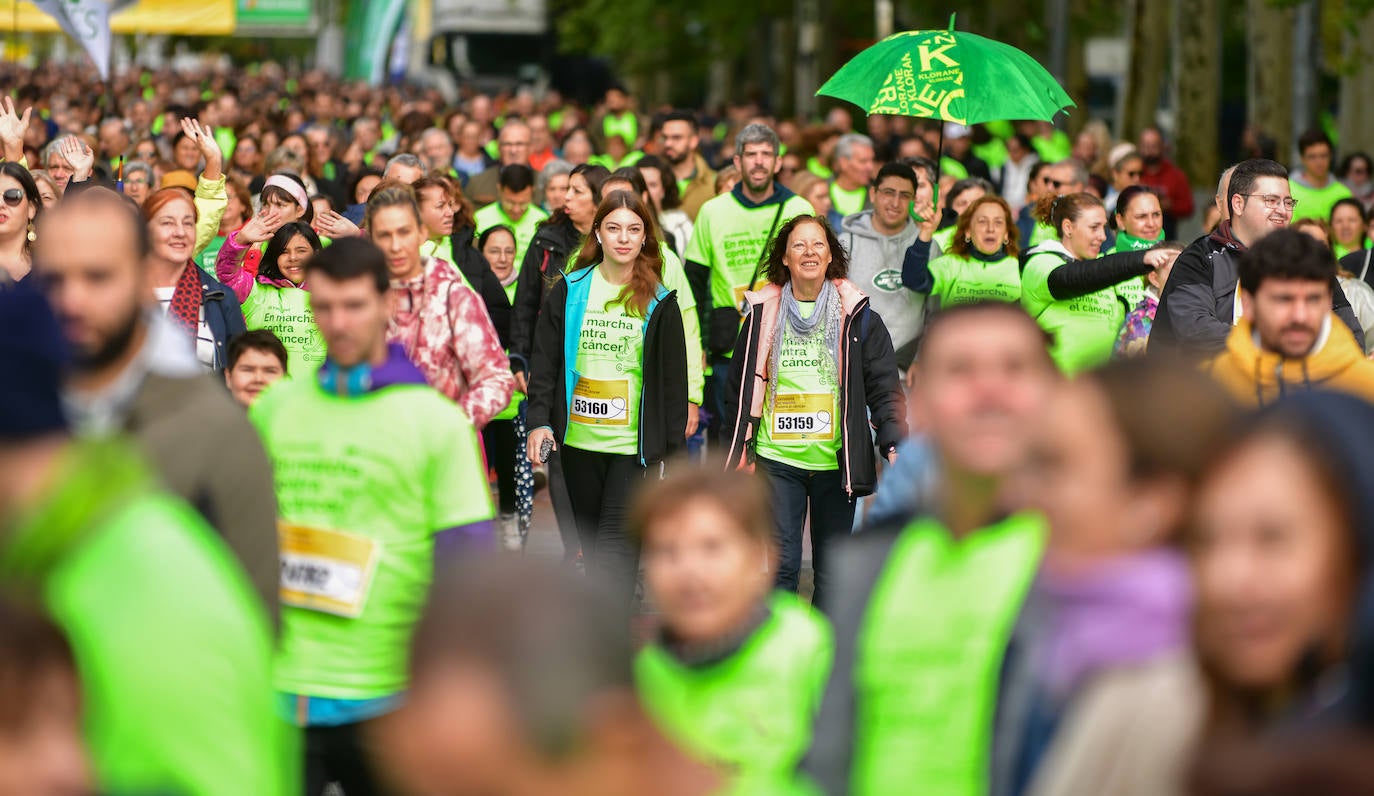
[2, 188, 24, 208]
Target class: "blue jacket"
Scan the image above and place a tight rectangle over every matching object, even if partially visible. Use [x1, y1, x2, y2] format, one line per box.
[197, 267, 247, 371]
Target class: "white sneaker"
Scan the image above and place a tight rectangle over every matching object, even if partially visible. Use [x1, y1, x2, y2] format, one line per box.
[499, 513, 521, 552]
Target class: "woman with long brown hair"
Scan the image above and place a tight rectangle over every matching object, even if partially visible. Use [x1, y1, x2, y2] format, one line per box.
[526, 189, 689, 603]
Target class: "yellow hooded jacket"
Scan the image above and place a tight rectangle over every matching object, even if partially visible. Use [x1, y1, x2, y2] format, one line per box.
[1206, 314, 1374, 407]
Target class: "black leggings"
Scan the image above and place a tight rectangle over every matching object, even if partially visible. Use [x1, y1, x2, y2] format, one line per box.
[558, 445, 646, 605]
[481, 419, 517, 515]
[304, 721, 387, 795]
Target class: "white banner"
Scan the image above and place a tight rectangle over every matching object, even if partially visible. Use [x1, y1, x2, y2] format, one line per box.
[29, 0, 134, 81]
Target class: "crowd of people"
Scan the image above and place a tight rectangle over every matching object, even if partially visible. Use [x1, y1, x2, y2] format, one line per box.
[4, 59, 1374, 796]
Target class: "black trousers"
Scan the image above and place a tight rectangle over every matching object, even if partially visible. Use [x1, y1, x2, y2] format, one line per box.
[559, 445, 646, 604]
[304, 721, 386, 796]
[482, 419, 517, 515]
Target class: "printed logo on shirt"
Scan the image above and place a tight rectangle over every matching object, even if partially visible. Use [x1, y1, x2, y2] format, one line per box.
[873, 269, 903, 292]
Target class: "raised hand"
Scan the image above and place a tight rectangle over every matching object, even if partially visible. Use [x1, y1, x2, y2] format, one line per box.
[181, 117, 223, 180]
[913, 199, 939, 241]
[240, 206, 286, 245]
[59, 136, 95, 181]
[315, 209, 360, 239]
[0, 97, 32, 161]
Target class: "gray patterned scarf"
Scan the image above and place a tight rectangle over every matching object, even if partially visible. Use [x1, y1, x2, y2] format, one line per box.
[766, 278, 842, 407]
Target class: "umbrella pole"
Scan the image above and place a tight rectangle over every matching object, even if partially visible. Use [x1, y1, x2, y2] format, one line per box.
[934, 123, 945, 210]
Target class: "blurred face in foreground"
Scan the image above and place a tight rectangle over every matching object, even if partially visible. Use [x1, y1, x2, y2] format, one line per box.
[642, 500, 771, 644]
[1191, 433, 1354, 690]
[909, 310, 1055, 477]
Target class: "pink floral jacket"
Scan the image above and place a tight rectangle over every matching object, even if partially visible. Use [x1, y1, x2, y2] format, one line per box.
[387, 257, 515, 428]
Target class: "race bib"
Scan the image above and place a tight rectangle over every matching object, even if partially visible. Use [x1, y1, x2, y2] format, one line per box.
[279, 522, 379, 618]
[771, 392, 835, 441]
[571, 376, 630, 426]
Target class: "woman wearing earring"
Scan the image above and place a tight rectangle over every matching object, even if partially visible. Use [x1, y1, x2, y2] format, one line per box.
[907, 195, 1022, 307]
[0, 162, 41, 283]
[525, 190, 689, 604]
[1020, 193, 1179, 374]
[724, 214, 905, 607]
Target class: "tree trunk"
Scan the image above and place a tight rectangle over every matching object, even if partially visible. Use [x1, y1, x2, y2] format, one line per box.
[1064, 0, 1091, 137]
[1338, 7, 1374, 157]
[1247, 0, 1294, 162]
[1173, 0, 1220, 186]
[1121, 0, 1172, 142]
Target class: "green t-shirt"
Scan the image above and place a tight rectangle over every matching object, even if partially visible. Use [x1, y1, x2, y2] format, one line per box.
[603, 112, 639, 146]
[0, 440, 294, 796]
[932, 226, 956, 255]
[971, 138, 1008, 171]
[939, 156, 968, 181]
[1289, 176, 1353, 223]
[806, 156, 833, 180]
[474, 201, 551, 267]
[241, 283, 326, 378]
[636, 593, 833, 781]
[660, 244, 705, 405]
[755, 301, 842, 471]
[852, 513, 1046, 796]
[250, 377, 493, 701]
[1020, 249, 1129, 374]
[564, 267, 646, 456]
[1110, 232, 1161, 310]
[830, 182, 867, 218]
[1028, 221, 1058, 248]
[1030, 130, 1072, 163]
[927, 253, 1021, 305]
[684, 191, 813, 327]
[1335, 241, 1372, 260]
[200, 233, 229, 274]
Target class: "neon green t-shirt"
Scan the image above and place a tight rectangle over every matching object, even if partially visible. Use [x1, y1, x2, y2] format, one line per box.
[1030, 130, 1072, 163]
[200, 233, 229, 274]
[806, 156, 833, 180]
[636, 593, 834, 781]
[1289, 176, 1353, 223]
[1336, 241, 1372, 260]
[972, 138, 1008, 170]
[852, 513, 1046, 796]
[932, 226, 956, 255]
[755, 300, 842, 471]
[564, 268, 645, 456]
[939, 156, 968, 181]
[1110, 231, 1162, 310]
[250, 377, 494, 701]
[927, 253, 1021, 305]
[474, 201, 550, 268]
[1028, 221, 1058, 248]
[241, 284, 326, 379]
[1020, 249, 1128, 374]
[603, 112, 639, 146]
[684, 191, 814, 320]
[660, 244, 705, 405]
[830, 183, 867, 218]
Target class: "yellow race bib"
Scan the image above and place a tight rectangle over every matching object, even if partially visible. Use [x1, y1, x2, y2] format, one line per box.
[771, 392, 836, 441]
[279, 522, 380, 618]
[571, 376, 631, 426]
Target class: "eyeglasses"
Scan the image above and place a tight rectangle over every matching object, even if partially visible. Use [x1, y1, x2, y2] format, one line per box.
[876, 187, 916, 202]
[1, 188, 24, 207]
[1240, 193, 1298, 212]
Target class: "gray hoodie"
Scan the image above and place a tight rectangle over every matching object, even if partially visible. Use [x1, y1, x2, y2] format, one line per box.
[840, 210, 927, 356]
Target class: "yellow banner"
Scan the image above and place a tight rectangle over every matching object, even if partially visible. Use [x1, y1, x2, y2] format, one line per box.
[0, 0, 235, 35]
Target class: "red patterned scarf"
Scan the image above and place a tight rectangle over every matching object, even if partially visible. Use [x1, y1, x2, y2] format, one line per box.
[168, 262, 202, 335]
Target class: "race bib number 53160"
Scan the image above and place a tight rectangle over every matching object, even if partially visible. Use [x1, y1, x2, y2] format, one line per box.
[279, 523, 379, 618]
[571, 376, 630, 426]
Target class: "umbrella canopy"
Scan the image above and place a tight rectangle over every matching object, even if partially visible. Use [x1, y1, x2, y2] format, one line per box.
[817, 19, 1075, 125]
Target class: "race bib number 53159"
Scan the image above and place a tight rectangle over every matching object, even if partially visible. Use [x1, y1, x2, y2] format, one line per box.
[771, 392, 835, 441]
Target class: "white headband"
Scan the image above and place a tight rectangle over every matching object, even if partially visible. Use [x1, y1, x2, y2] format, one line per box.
[264, 174, 309, 212]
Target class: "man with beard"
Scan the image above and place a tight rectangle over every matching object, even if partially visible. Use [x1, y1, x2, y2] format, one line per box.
[1137, 128, 1194, 239]
[33, 188, 279, 621]
[659, 110, 716, 221]
[1206, 228, 1374, 404]
[684, 123, 813, 446]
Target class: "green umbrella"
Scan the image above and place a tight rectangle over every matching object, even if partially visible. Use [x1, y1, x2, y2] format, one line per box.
[816, 15, 1074, 125]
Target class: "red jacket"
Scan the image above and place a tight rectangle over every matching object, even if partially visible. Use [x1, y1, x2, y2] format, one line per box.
[1140, 158, 1195, 220]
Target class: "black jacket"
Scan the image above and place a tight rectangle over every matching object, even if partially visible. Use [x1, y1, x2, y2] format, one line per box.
[197, 268, 247, 372]
[526, 267, 689, 467]
[1153, 222, 1364, 357]
[449, 223, 513, 349]
[511, 216, 582, 371]
[724, 282, 906, 497]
